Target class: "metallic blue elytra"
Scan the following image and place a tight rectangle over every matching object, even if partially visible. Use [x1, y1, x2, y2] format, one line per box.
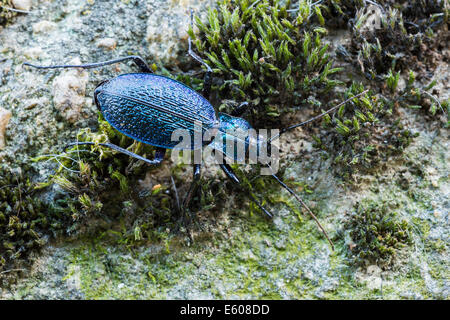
[94, 73, 218, 149]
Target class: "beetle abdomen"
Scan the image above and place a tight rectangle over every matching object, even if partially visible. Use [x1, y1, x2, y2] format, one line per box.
[94, 73, 217, 149]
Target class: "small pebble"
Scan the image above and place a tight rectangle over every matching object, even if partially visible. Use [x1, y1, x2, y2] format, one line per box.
[32, 21, 57, 34]
[0, 107, 12, 149]
[23, 47, 43, 60]
[52, 57, 89, 123]
[96, 38, 117, 50]
[12, 0, 32, 11]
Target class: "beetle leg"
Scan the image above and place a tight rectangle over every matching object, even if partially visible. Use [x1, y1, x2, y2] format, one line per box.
[219, 162, 273, 218]
[219, 163, 240, 184]
[170, 176, 181, 212]
[182, 164, 202, 209]
[64, 142, 166, 166]
[188, 10, 213, 98]
[230, 102, 251, 117]
[24, 55, 152, 73]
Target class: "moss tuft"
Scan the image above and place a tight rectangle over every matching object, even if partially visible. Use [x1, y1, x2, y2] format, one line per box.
[189, 0, 342, 124]
[39, 113, 176, 241]
[313, 82, 416, 179]
[0, 164, 50, 285]
[0, 0, 17, 25]
[346, 1, 448, 79]
[344, 199, 413, 268]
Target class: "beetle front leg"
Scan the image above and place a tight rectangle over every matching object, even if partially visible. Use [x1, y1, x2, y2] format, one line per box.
[188, 10, 212, 98]
[182, 164, 202, 210]
[219, 161, 273, 218]
[230, 102, 251, 117]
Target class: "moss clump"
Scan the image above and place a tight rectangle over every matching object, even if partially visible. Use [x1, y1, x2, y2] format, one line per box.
[0, 164, 49, 285]
[397, 70, 449, 122]
[0, 0, 17, 25]
[40, 114, 177, 240]
[344, 199, 413, 268]
[322, 0, 448, 28]
[189, 0, 342, 124]
[346, 1, 448, 79]
[319, 0, 366, 27]
[312, 82, 416, 179]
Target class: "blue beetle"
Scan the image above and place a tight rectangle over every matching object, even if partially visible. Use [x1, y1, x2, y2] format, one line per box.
[24, 22, 368, 248]
[24, 54, 278, 213]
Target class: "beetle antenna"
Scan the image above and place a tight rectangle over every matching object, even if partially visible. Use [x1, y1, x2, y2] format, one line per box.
[64, 142, 161, 166]
[269, 170, 334, 250]
[23, 56, 152, 73]
[269, 90, 369, 143]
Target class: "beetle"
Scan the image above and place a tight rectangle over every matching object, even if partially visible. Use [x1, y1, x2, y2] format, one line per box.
[24, 17, 368, 249]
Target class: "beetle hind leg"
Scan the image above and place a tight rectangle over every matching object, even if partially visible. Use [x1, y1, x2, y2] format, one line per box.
[64, 142, 166, 166]
[179, 164, 204, 237]
[181, 164, 202, 216]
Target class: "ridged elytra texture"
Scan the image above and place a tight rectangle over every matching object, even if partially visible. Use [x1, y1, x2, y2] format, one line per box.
[95, 73, 217, 149]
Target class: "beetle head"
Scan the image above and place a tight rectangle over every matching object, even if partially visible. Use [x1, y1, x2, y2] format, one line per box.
[207, 113, 270, 164]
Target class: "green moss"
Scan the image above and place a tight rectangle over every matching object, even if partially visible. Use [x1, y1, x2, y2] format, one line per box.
[0, 164, 49, 285]
[344, 199, 413, 268]
[189, 0, 342, 124]
[398, 74, 449, 120]
[313, 82, 416, 179]
[38, 113, 176, 241]
[0, 1, 17, 25]
[65, 201, 327, 299]
[319, 0, 366, 28]
[346, 1, 448, 79]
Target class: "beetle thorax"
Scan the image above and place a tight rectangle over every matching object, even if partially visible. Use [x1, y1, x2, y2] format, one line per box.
[206, 113, 269, 164]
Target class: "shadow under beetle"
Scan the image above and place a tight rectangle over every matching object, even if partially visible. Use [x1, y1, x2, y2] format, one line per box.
[24, 17, 368, 249]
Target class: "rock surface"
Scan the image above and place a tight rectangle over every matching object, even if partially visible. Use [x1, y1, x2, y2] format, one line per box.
[145, 0, 211, 64]
[12, 0, 32, 11]
[0, 0, 448, 300]
[0, 107, 12, 149]
[52, 57, 89, 123]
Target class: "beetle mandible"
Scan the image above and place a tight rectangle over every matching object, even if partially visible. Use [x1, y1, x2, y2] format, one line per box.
[24, 13, 368, 249]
